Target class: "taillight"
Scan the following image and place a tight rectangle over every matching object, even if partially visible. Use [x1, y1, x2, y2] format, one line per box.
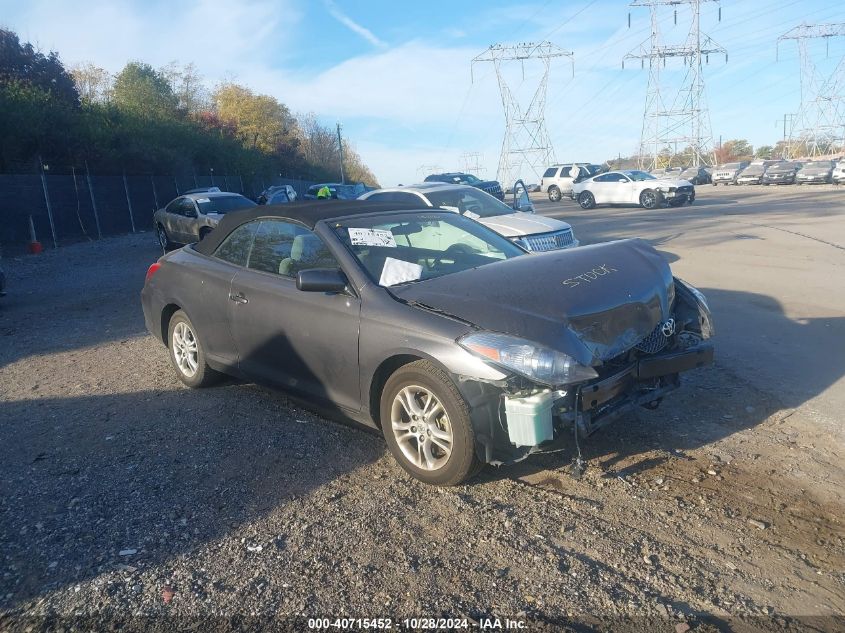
[145, 262, 161, 284]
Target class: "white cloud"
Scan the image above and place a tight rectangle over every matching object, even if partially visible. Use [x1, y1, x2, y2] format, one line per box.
[8, 0, 296, 74]
[324, 0, 386, 48]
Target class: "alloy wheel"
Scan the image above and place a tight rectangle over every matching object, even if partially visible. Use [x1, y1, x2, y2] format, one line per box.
[172, 321, 199, 378]
[390, 385, 453, 471]
[158, 226, 168, 250]
[641, 190, 658, 209]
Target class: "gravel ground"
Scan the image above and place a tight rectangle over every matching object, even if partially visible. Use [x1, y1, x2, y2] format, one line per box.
[1, 233, 843, 632]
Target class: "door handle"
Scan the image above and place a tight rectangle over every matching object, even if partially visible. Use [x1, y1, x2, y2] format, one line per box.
[229, 292, 248, 304]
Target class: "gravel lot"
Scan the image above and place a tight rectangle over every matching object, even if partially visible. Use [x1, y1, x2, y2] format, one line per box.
[1, 191, 844, 632]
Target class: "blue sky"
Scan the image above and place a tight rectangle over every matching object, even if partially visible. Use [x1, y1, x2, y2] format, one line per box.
[4, 0, 845, 185]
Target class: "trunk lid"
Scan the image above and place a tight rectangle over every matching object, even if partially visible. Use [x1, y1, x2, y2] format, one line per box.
[391, 238, 673, 366]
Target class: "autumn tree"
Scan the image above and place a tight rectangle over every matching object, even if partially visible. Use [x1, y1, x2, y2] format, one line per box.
[70, 62, 112, 104]
[112, 61, 178, 119]
[214, 83, 297, 153]
[161, 61, 207, 115]
[714, 139, 754, 163]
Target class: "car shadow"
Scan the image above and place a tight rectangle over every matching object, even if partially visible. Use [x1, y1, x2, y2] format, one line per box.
[0, 332, 383, 608]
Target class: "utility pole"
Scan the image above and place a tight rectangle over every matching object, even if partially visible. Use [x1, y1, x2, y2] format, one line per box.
[776, 113, 797, 146]
[336, 122, 345, 184]
[472, 42, 574, 186]
[777, 23, 845, 158]
[624, 0, 726, 170]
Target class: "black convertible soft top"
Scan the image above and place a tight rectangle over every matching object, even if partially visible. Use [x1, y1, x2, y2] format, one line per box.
[194, 200, 432, 256]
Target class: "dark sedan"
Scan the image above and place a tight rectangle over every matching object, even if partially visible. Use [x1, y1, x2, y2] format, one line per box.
[678, 166, 711, 185]
[141, 201, 714, 485]
[762, 162, 801, 185]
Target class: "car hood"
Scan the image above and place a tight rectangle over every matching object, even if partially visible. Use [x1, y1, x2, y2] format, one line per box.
[649, 178, 693, 187]
[471, 180, 501, 188]
[391, 238, 673, 367]
[478, 212, 571, 237]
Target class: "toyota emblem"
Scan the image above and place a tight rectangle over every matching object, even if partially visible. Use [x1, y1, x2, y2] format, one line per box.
[661, 318, 676, 337]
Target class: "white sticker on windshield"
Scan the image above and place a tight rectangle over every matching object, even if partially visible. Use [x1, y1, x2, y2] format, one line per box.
[196, 198, 210, 203]
[379, 257, 423, 287]
[348, 227, 397, 248]
[463, 210, 480, 220]
[440, 205, 460, 213]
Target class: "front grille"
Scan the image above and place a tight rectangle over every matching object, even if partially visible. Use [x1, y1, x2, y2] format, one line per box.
[523, 229, 574, 252]
[634, 321, 671, 354]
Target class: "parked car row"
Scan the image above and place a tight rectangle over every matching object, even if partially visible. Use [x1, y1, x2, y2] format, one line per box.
[712, 159, 841, 185]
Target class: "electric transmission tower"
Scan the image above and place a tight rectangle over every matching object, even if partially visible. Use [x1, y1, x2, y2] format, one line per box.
[472, 42, 573, 186]
[777, 23, 845, 158]
[460, 152, 485, 177]
[624, 0, 726, 170]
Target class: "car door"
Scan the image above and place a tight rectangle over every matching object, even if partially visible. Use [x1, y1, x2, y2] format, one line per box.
[171, 198, 198, 243]
[194, 221, 261, 367]
[228, 219, 362, 411]
[162, 198, 186, 242]
[588, 173, 615, 203]
[611, 173, 636, 203]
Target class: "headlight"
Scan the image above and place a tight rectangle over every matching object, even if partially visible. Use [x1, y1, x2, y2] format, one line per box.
[674, 278, 714, 338]
[459, 331, 598, 387]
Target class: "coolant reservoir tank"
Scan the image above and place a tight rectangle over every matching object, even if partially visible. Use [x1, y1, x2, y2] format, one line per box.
[504, 391, 555, 447]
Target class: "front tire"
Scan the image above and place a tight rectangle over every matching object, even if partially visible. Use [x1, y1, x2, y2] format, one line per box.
[578, 191, 596, 209]
[640, 189, 661, 209]
[547, 186, 562, 202]
[167, 310, 220, 388]
[380, 360, 480, 486]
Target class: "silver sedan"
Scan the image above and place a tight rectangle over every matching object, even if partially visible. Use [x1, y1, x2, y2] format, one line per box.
[153, 192, 256, 249]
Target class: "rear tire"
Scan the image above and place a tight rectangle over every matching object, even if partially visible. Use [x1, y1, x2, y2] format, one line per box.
[167, 310, 220, 388]
[578, 191, 596, 210]
[548, 186, 562, 202]
[640, 189, 661, 209]
[380, 360, 481, 486]
[199, 227, 212, 241]
[157, 224, 175, 251]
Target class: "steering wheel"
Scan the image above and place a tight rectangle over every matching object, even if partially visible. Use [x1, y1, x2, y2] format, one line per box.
[431, 243, 476, 269]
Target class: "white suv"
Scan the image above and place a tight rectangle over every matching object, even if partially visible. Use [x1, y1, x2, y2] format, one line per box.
[540, 164, 598, 201]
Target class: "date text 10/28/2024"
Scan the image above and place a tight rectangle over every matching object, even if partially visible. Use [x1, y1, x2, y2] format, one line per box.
[307, 617, 527, 630]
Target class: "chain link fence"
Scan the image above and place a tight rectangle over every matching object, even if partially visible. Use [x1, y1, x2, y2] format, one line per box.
[0, 170, 317, 253]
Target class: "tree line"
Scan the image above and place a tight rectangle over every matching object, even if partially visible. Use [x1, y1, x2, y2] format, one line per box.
[0, 29, 378, 185]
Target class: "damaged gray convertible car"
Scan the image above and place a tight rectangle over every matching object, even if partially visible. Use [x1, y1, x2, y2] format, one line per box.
[141, 201, 714, 485]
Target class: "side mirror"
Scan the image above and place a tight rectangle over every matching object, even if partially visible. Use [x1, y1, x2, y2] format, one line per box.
[296, 268, 349, 293]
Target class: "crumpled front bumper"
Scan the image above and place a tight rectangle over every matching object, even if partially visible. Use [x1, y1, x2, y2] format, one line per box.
[579, 343, 714, 413]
